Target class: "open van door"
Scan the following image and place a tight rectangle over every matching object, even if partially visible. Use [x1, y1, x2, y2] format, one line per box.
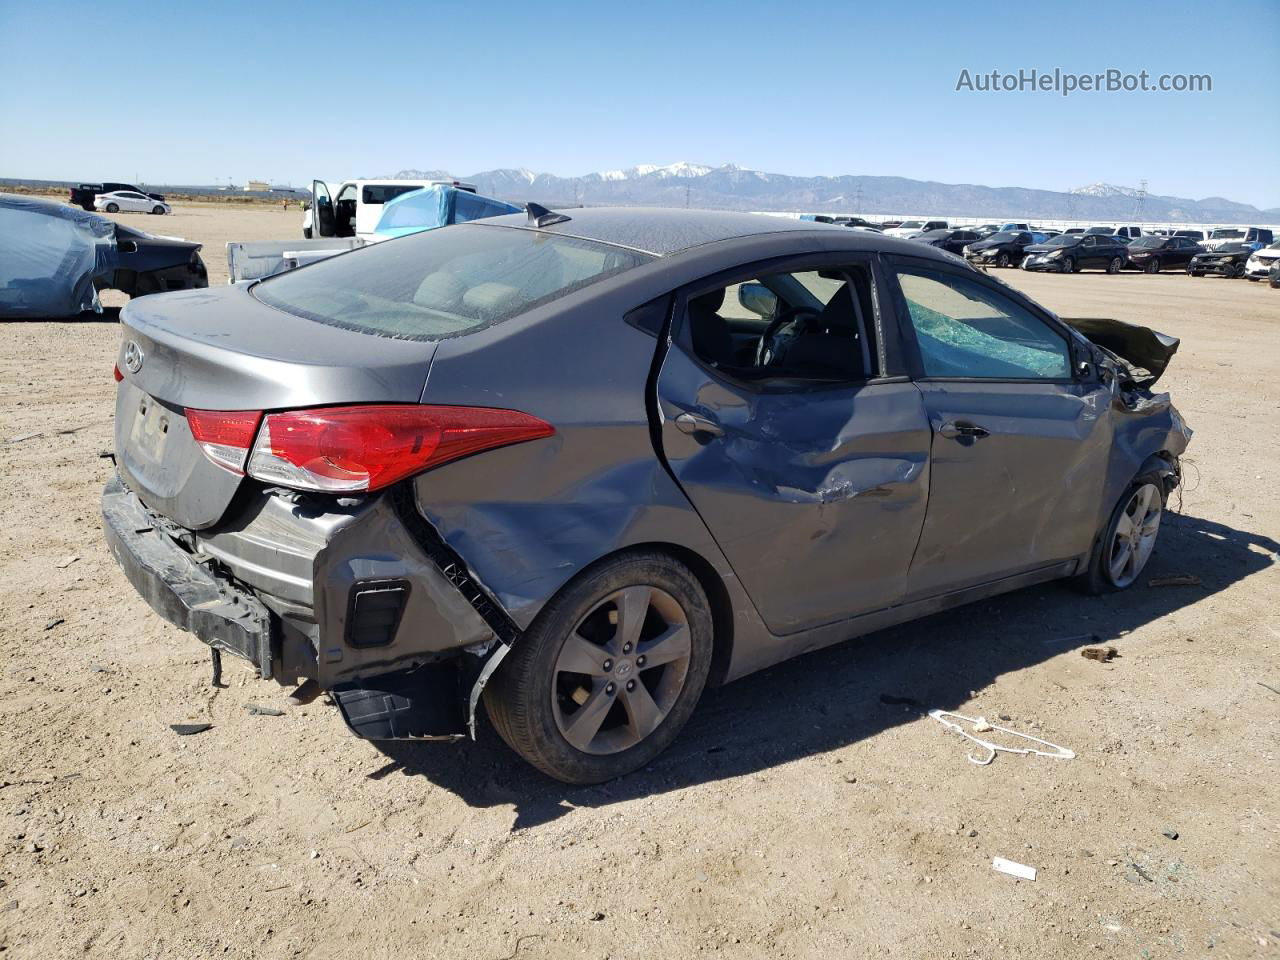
[312, 180, 336, 237]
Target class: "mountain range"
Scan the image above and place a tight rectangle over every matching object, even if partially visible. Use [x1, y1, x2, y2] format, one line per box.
[376, 162, 1279, 224]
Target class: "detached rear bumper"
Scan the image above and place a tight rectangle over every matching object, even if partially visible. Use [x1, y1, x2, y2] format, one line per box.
[102, 474, 274, 676]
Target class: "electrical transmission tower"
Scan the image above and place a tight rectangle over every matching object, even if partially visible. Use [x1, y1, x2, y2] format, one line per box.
[1133, 179, 1148, 221]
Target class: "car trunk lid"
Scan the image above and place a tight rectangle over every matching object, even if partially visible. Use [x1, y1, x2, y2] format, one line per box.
[115, 284, 437, 530]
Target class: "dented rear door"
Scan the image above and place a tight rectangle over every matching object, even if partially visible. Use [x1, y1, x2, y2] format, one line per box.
[654, 257, 932, 637]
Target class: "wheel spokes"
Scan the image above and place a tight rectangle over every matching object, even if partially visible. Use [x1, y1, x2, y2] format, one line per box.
[637, 624, 691, 669]
[557, 633, 611, 677]
[612, 586, 651, 654]
[560, 685, 614, 752]
[620, 681, 664, 741]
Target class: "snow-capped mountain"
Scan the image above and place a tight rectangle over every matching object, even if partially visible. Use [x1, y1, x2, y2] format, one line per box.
[1071, 182, 1143, 199]
[374, 164, 1278, 223]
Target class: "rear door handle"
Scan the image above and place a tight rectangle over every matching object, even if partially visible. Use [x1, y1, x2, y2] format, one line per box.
[674, 412, 725, 438]
[938, 420, 990, 439]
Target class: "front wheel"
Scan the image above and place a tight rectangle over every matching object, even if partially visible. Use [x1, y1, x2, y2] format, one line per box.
[1145, 259, 1161, 274]
[105, 202, 119, 213]
[151, 205, 165, 215]
[302, 227, 313, 239]
[484, 550, 713, 783]
[1107, 256, 1123, 274]
[996, 251, 1010, 268]
[1060, 256, 1075, 274]
[1080, 473, 1166, 594]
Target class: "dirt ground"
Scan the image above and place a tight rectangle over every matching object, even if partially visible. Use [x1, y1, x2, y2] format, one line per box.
[1, 203, 1277, 959]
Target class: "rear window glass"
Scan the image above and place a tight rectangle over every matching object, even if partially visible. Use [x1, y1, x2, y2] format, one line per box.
[361, 184, 425, 205]
[253, 224, 653, 340]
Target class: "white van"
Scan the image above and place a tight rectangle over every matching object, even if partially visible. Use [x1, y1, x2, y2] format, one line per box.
[303, 178, 477, 240]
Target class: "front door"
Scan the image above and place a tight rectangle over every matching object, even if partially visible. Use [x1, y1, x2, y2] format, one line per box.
[654, 255, 933, 636]
[888, 259, 1111, 600]
[312, 180, 336, 237]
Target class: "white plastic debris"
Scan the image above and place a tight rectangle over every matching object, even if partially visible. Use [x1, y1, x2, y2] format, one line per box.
[992, 857, 1037, 881]
[928, 709, 1075, 766]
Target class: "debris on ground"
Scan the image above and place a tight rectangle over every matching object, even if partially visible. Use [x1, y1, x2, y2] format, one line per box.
[1081, 645, 1119, 663]
[992, 857, 1037, 881]
[170, 723, 213, 736]
[55, 555, 79, 569]
[43, 618, 64, 631]
[287, 679, 321, 706]
[246, 704, 285, 717]
[1148, 575, 1201, 587]
[8, 431, 43, 444]
[1162, 829, 1179, 840]
[929, 710, 1075, 766]
[1258, 682, 1280, 697]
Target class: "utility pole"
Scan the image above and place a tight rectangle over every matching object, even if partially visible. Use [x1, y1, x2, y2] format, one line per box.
[685, 184, 691, 209]
[1133, 179, 1148, 222]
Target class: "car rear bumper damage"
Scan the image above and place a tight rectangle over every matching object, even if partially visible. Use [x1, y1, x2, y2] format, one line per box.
[101, 473, 512, 741]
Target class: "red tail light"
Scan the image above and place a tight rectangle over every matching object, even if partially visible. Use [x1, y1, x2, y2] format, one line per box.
[113, 364, 123, 382]
[244, 405, 554, 493]
[185, 408, 263, 475]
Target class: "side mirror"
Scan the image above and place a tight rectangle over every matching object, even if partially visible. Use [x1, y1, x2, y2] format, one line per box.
[738, 282, 778, 319]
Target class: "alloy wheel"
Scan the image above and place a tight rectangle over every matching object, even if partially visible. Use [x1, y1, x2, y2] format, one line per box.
[1107, 483, 1162, 587]
[551, 585, 692, 755]
[1108, 256, 1123, 274]
[1146, 259, 1161, 273]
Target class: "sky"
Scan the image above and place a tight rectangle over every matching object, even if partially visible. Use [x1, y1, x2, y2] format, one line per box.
[2, 0, 1277, 208]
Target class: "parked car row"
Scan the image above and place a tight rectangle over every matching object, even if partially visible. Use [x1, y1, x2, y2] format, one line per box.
[69, 182, 170, 215]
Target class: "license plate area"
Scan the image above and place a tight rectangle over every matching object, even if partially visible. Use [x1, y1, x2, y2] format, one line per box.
[128, 392, 176, 465]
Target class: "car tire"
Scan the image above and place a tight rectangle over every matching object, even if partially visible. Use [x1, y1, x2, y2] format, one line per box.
[484, 550, 714, 784]
[1079, 472, 1166, 595]
[1060, 256, 1075, 274]
[302, 227, 313, 240]
[105, 203, 119, 213]
[1145, 259, 1161, 274]
[1271, 275, 1280, 289]
[1231, 264, 1246, 279]
[1190, 270, 1203, 277]
[1107, 256, 1123, 274]
[151, 205, 165, 215]
[996, 252, 1010, 268]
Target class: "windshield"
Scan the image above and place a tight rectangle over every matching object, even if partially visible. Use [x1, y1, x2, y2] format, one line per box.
[254, 224, 653, 340]
[921, 229, 949, 238]
[986, 232, 1017, 242]
[1215, 243, 1249, 252]
[1210, 229, 1244, 240]
[1129, 236, 1165, 249]
[898, 221, 923, 229]
[1042, 235, 1079, 248]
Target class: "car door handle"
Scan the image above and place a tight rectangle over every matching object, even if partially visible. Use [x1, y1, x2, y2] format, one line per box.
[937, 420, 990, 439]
[674, 412, 725, 438]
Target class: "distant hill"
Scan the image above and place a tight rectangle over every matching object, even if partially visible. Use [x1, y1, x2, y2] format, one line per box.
[375, 163, 1280, 223]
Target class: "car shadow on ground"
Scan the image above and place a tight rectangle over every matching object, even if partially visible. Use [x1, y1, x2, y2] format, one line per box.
[373, 510, 1276, 829]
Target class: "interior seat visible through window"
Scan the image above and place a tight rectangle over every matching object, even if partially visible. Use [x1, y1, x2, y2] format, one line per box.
[685, 266, 877, 383]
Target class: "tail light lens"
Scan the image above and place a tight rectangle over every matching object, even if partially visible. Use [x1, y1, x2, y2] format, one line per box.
[113, 364, 123, 382]
[185, 409, 263, 475]
[244, 405, 554, 493]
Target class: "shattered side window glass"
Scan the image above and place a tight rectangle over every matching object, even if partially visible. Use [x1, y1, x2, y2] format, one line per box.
[896, 269, 1070, 380]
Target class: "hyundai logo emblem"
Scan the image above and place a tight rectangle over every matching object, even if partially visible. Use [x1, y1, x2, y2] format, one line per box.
[123, 340, 144, 374]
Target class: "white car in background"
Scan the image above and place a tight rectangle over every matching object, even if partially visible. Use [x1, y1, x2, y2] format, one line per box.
[94, 191, 171, 215]
[1244, 239, 1280, 281]
[884, 219, 949, 239]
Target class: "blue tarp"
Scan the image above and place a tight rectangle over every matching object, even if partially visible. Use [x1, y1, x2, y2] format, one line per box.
[373, 186, 521, 240]
[0, 193, 120, 318]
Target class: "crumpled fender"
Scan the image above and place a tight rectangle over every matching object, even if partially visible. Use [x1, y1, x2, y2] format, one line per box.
[1061, 317, 1179, 386]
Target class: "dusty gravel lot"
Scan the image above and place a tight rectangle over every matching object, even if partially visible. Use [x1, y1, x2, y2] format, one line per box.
[1, 203, 1277, 959]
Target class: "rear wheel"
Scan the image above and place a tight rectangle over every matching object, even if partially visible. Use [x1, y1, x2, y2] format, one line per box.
[484, 550, 713, 783]
[105, 202, 119, 213]
[1145, 259, 1161, 274]
[1080, 473, 1165, 594]
[1107, 256, 1123, 274]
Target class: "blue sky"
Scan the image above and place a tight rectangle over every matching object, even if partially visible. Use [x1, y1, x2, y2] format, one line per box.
[2, 0, 1277, 207]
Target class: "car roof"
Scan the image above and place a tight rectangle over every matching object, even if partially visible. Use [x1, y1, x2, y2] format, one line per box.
[472, 206, 953, 260]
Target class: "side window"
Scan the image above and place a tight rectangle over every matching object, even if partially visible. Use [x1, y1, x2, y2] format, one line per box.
[895, 268, 1071, 380]
[684, 264, 878, 384]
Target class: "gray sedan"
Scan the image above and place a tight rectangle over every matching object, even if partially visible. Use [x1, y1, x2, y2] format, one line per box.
[102, 207, 1191, 783]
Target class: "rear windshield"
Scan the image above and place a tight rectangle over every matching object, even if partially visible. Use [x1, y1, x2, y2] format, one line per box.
[253, 223, 653, 340]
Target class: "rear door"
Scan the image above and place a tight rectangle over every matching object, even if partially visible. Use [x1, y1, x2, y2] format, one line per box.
[654, 253, 933, 636]
[886, 258, 1110, 600]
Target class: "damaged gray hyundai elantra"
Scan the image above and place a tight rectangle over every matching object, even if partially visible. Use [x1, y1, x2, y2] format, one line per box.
[102, 206, 1191, 783]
